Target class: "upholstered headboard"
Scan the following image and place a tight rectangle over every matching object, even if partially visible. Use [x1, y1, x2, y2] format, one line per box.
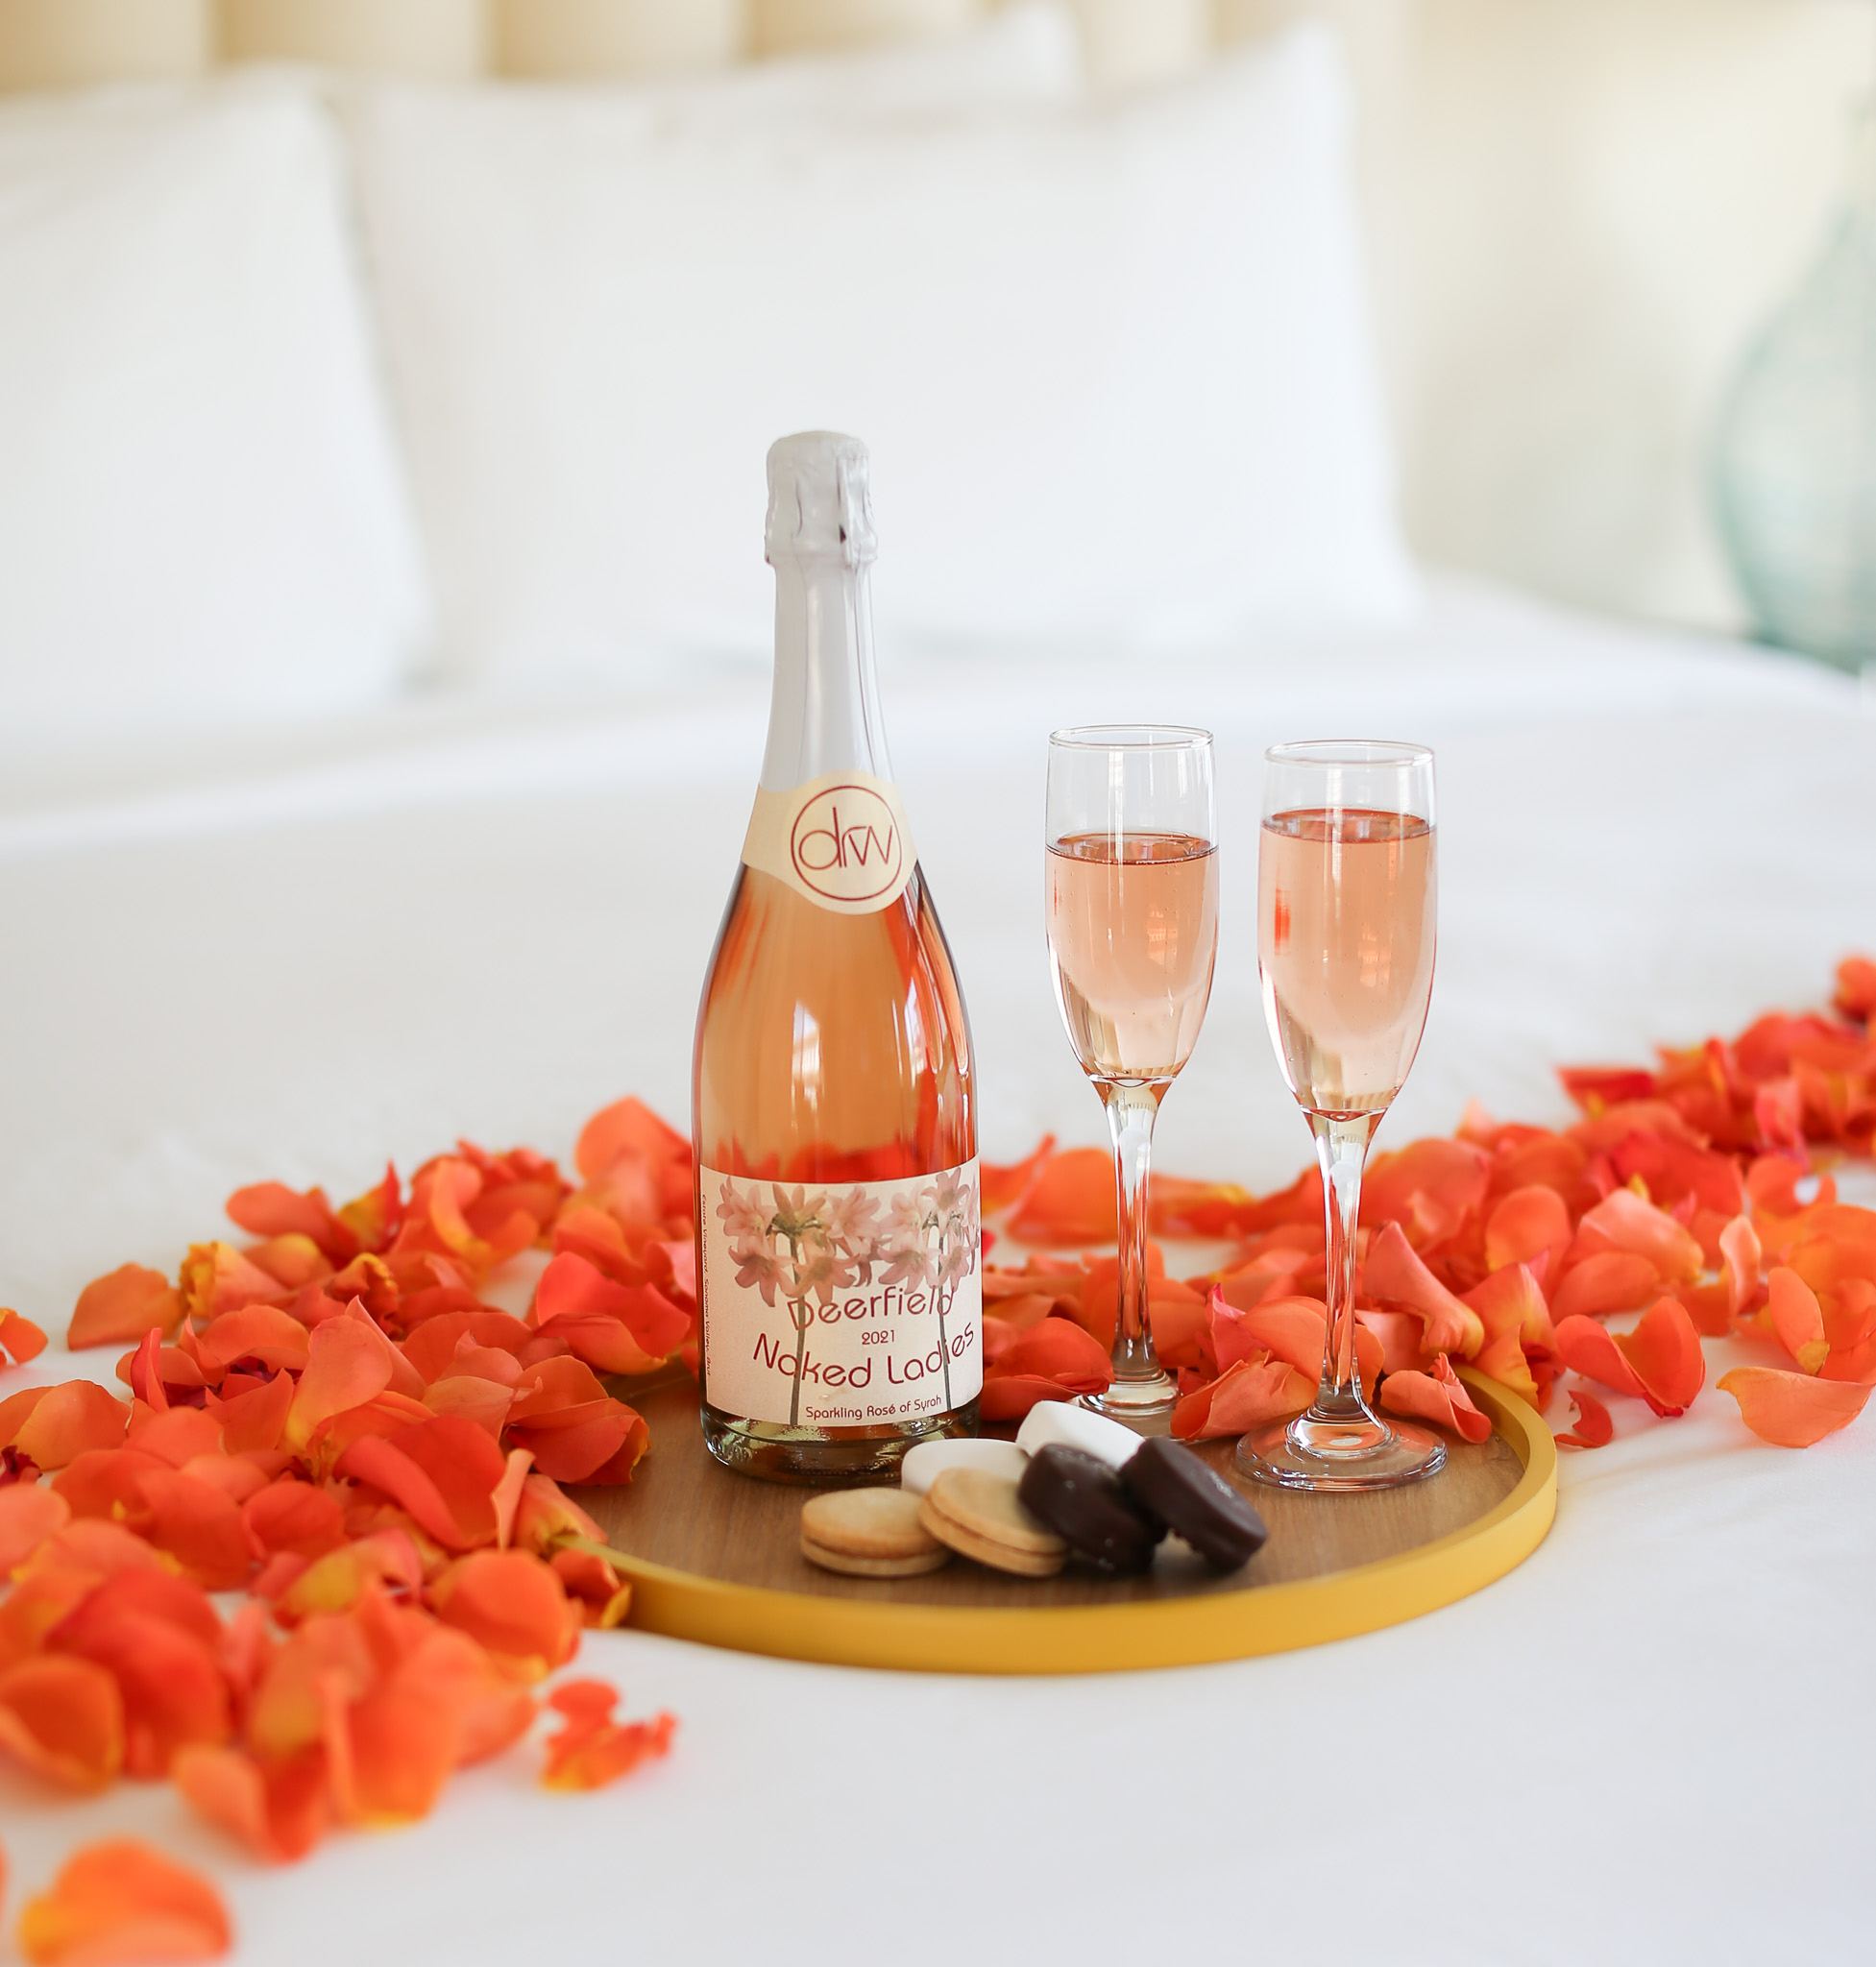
[0, 0, 1866, 641]
[0, 0, 1211, 89]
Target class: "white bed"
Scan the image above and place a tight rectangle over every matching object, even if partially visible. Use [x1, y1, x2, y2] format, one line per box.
[0, 572, 1869, 1963]
[0, 12, 1871, 1959]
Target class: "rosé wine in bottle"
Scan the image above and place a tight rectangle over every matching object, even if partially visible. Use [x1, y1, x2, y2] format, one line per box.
[692, 433, 981, 1483]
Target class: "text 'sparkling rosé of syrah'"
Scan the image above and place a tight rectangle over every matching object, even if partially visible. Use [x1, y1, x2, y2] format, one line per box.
[692, 434, 980, 1483]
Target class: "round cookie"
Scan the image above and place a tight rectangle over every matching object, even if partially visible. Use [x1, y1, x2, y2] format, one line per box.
[800, 1488, 950, 1578]
[1018, 1445, 1161, 1574]
[1015, 1399, 1144, 1471]
[919, 1468, 1067, 1579]
[900, 1437, 1029, 1496]
[1119, 1436, 1268, 1570]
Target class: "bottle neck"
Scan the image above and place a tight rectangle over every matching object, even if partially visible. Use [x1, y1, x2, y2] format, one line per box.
[760, 553, 894, 792]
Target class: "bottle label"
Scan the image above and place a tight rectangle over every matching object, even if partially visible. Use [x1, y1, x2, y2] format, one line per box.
[741, 769, 917, 915]
[700, 1160, 983, 1428]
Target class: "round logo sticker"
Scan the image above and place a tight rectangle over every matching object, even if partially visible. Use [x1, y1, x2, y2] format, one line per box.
[789, 782, 905, 905]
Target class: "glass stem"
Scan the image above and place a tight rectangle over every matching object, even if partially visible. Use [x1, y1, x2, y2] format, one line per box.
[1103, 1081, 1166, 1382]
[1309, 1111, 1380, 1418]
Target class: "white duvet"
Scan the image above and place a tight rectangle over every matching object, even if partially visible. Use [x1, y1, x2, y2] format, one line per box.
[0, 576, 1869, 1962]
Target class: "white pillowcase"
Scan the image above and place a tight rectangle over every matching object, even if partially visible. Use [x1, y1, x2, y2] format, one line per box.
[0, 77, 430, 742]
[353, 21, 1415, 686]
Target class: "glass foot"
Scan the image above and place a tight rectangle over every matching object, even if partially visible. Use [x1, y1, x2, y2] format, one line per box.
[1080, 1372, 1178, 1431]
[1236, 1409, 1446, 1493]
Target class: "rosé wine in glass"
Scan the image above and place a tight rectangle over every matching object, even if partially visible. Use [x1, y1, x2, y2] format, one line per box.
[1259, 808, 1435, 1117]
[1239, 741, 1447, 1493]
[1047, 831, 1219, 1083]
[1044, 729, 1217, 1423]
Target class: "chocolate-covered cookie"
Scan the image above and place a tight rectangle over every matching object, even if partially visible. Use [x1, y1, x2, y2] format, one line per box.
[1018, 1445, 1162, 1574]
[1120, 1436, 1268, 1571]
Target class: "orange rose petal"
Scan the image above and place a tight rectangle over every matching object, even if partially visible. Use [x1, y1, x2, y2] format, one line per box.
[491, 1448, 533, 1551]
[226, 1180, 357, 1266]
[1832, 954, 1876, 1024]
[196, 1305, 310, 1377]
[208, 1371, 294, 1456]
[174, 1743, 329, 1863]
[1554, 1387, 1615, 1449]
[51, 1601, 231, 1778]
[387, 1416, 507, 1547]
[977, 1374, 1076, 1423]
[1565, 1188, 1704, 1287]
[0, 1310, 48, 1365]
[337, 1679, 461, 1825]
[1362, 1222, 1485, 1357]
[536, 1251, 692, 1358]
[1616, 1296, 1707, 1414]
[181, 1454, 269, 1509]
[980, 1136, 1056, 1214]
[0, 1485, 68, 1574]
[1552, 1317, 1652, 1406]
[23, 1518, 165, 1584]
[15, 1384, 130, 1471]
[430, 1550, 579, 1678]
[1483, 1185, 1572, 1281]
[575, 1097, 689, 1184]
[243, 1480, 347, 1561]
[269, 1531, 424, 1625]
[542, 1679, 676, 1791]
[400, 1312, 533, 1381]
[67, 1266, 183, 1352]
[52, 1448, 164, 1531]
[18, 1838, 231, 1965]
[1718, 1366, 1874, 1447]
[125, 1407, 223, 1469]
[55, 1567, 221, 1649]
[1766, 1267, 1829, 1375]
[1377, 1356, 1492, 1444]
[134, 1469, 254, 1591]
[1549, 1251, 1663, 1323]
[1558, 1066, 1659, 1113]
[549, 1550, 633, 1629]
[1461, 1263, 1553, 1407]
[1171, 1357, 1313, 1440]
[983, 1318, 1112, 1393]
[283, 1320, 396, 1455]
[1008, 1148, 1117, 1246]
[1360, 1137, 1491, 1246]
[334, 1437, 470, 1552]
[1554, 1297, 1705, 1417]
[0, 1656, 124, 1789]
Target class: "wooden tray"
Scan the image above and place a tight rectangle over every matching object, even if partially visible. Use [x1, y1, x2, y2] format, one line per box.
[574, 1370, 1556, 1675]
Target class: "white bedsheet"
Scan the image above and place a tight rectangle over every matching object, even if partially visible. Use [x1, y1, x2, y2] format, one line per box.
[0, 574, 1869, 1962]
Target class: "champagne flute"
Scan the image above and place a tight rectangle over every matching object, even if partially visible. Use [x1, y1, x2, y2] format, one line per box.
[1045, 727, 1218, 1423]
[1238, 740, 1446, 1490]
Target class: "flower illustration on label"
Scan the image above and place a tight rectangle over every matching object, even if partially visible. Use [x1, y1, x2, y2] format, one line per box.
[713, 1169, 981, 1427]
[789, 783, 903, 904]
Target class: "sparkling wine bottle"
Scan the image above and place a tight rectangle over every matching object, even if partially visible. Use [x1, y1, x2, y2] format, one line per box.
[692, 433, 981, 1483]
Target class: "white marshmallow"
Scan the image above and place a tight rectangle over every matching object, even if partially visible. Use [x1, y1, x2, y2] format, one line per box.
[899, 1438, 1030, 1496]
[1016, 1400, 1144, 1470]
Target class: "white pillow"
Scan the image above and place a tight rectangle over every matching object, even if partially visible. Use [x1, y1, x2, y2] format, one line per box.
[0, 77, 430, 742]
[351, 22, 1415, 686]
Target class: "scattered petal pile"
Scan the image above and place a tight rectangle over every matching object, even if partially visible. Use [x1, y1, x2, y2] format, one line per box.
[982, 956, 1876, 1456]
[0, 964, 1868, 1943]
[0, 1105, 687, 1941]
